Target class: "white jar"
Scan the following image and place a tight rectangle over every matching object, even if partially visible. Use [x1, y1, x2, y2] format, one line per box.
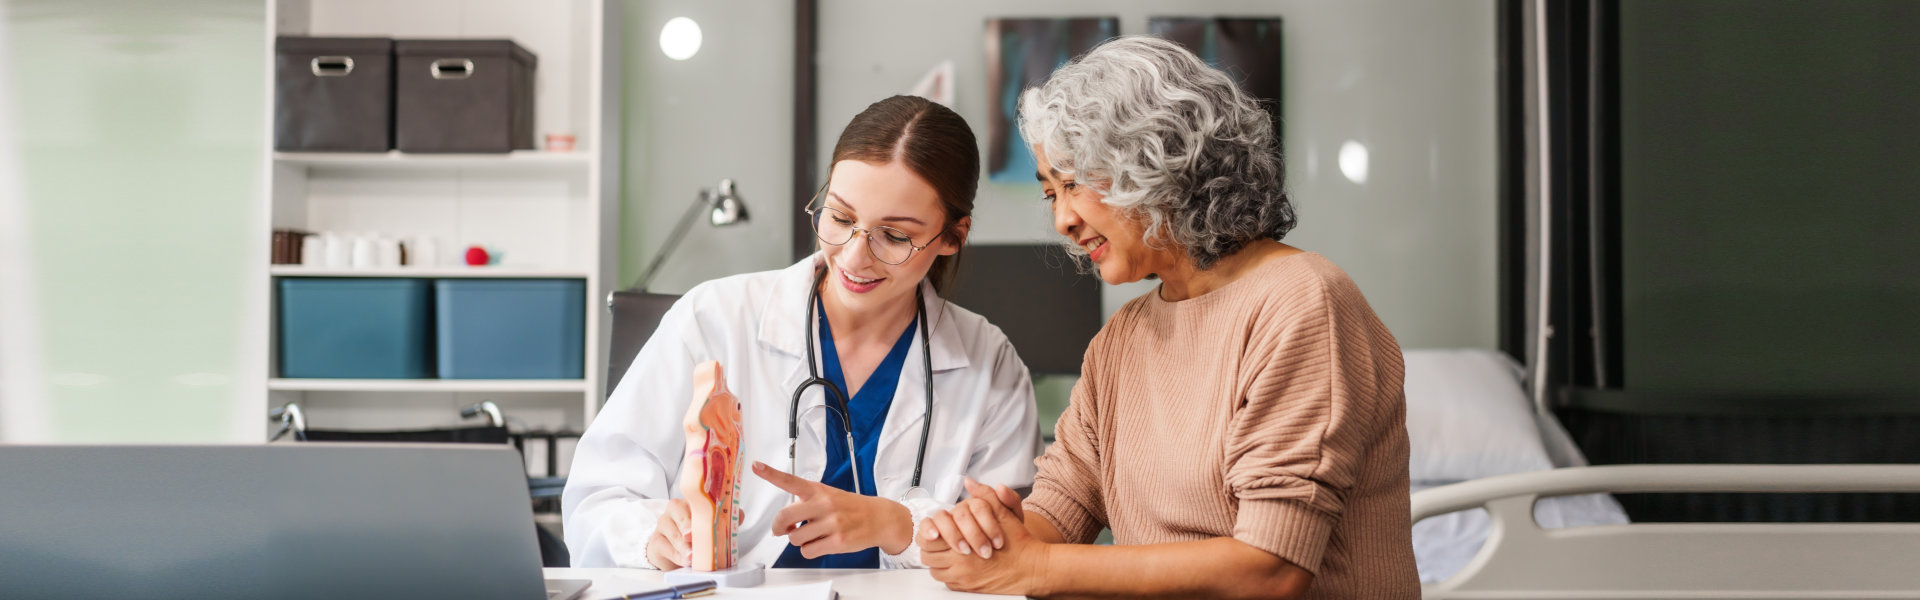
[322, 233, 351, 268]
[409, 236, 439, 268]
[375, 237, 402, 268]
[350, 235, 377, 269]
[299, 234, 323, 266]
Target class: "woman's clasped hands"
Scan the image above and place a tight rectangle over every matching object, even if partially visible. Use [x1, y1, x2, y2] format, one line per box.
[920, 477, 1051, 596]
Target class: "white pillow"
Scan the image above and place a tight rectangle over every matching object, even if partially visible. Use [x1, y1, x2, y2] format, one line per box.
[1402, 348, 1555, 482]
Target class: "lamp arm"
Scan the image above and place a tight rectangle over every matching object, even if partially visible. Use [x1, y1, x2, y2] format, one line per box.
[633, 191, 714, 292]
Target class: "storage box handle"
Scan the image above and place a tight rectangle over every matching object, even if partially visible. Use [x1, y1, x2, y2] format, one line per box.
[310, 56, 354, 77]
[430, 58, 475, 80]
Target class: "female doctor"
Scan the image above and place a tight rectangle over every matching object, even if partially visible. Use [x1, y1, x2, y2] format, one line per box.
[562, 95, 1040, 571]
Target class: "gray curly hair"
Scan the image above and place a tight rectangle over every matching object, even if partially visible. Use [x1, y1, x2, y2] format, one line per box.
[1017, 35, 1294, 271]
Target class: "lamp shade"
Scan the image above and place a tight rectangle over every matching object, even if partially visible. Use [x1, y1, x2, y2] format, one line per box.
[708, 179, 748, 226]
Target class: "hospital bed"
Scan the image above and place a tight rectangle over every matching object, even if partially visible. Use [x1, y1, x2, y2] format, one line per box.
[1406, 349, 1920, 598]
[1404, 350, 1631, 584]
[1414, 464, 1920, 599]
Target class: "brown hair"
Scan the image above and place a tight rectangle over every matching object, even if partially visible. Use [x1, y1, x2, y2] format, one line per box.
[828, 95, 979, 293]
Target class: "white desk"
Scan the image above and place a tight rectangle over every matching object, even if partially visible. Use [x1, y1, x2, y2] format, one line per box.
[545, 568, 1023, 599]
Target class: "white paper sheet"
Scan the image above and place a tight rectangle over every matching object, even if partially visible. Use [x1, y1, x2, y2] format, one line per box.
[714, 581, 834, 599]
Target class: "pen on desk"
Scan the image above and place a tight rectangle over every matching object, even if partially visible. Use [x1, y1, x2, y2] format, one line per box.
[619, 580, 718, 600]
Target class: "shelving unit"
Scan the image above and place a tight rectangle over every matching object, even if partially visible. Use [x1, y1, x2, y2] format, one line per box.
[273, 150, 593, 170]
[269, 266, 593, 279]
[269, 378, 591, 394]
[261, 0, 621, 436]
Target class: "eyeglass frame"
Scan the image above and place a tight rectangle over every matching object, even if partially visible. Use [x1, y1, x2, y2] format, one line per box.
[803, 183, 949, 265]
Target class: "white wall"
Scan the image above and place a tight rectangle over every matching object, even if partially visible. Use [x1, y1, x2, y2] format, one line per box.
[3, 0, 266, 442]
[620, 1, 795, 293]
[0, 0, 39, 440]
[816, 0, 1498, 349]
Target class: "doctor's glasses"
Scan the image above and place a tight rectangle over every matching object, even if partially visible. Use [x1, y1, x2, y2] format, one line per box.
[805, 187, 944, 265]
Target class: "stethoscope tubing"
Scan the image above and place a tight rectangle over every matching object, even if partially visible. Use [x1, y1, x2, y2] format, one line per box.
[786, 267, 935, 495]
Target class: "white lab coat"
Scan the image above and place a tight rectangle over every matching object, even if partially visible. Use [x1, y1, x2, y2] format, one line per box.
[562, 254, 1040, 569]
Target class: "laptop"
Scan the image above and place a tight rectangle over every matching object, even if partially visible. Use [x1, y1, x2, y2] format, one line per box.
[0, 444, 590, 600]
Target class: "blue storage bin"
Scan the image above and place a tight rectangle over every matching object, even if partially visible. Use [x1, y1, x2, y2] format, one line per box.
[435, 279, 584, 379]
[278, 278, 435, 379]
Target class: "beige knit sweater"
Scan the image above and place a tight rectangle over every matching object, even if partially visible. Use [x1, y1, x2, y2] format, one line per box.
[1026, 252, 1419, 599]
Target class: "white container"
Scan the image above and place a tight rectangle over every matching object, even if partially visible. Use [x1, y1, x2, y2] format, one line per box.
[375, 237, 402, 268]
[409, 236, 439, 267]
[322, 233, 351, 268]
[300, 235, 323, 266]
[350, 235, 377, 269]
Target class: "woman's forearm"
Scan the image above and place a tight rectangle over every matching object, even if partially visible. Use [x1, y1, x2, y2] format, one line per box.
[1026, 512, 1066, 544]
[1035, 537, 1311, 600]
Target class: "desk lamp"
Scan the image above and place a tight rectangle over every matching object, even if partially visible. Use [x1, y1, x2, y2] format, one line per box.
[635, 179, 750, 291]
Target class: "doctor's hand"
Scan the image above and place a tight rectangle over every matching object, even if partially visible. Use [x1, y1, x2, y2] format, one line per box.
[646, 498, 693, 570]
[753, 461, 914, 558]
[921, 479, 1050, 596]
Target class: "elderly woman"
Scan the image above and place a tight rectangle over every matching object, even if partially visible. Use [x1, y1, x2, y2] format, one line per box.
[918, 36, 1418, 599]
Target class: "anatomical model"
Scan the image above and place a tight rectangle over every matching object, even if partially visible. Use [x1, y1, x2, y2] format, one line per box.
[680, 360, 744, 571]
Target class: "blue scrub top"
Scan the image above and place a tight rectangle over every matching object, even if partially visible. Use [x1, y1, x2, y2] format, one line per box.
[776, 298, 918, 569]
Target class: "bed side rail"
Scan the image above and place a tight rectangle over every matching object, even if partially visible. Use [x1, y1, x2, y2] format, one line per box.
[1414, 464, 1920, 599]
[1413, 464, 1920, 521]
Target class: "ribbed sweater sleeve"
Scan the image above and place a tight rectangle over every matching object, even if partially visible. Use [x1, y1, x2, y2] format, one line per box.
[1026, 349, 1109, 544]
[1225, 273, 1400, 574]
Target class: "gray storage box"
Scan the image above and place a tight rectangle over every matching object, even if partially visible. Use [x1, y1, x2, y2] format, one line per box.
[275, 37, 393, 152]
[394, 40, 537, 153]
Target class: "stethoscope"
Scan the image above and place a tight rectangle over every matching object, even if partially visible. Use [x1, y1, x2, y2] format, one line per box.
[787, 266, 935, 498]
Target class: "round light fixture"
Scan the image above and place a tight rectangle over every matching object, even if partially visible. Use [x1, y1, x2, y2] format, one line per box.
[1339, 140, 1370, 185]
[660, 17, 702, 61]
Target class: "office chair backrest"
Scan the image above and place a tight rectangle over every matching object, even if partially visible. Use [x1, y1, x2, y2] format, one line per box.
[606, 289, 682, 394]
[0, 444, 546, 600]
